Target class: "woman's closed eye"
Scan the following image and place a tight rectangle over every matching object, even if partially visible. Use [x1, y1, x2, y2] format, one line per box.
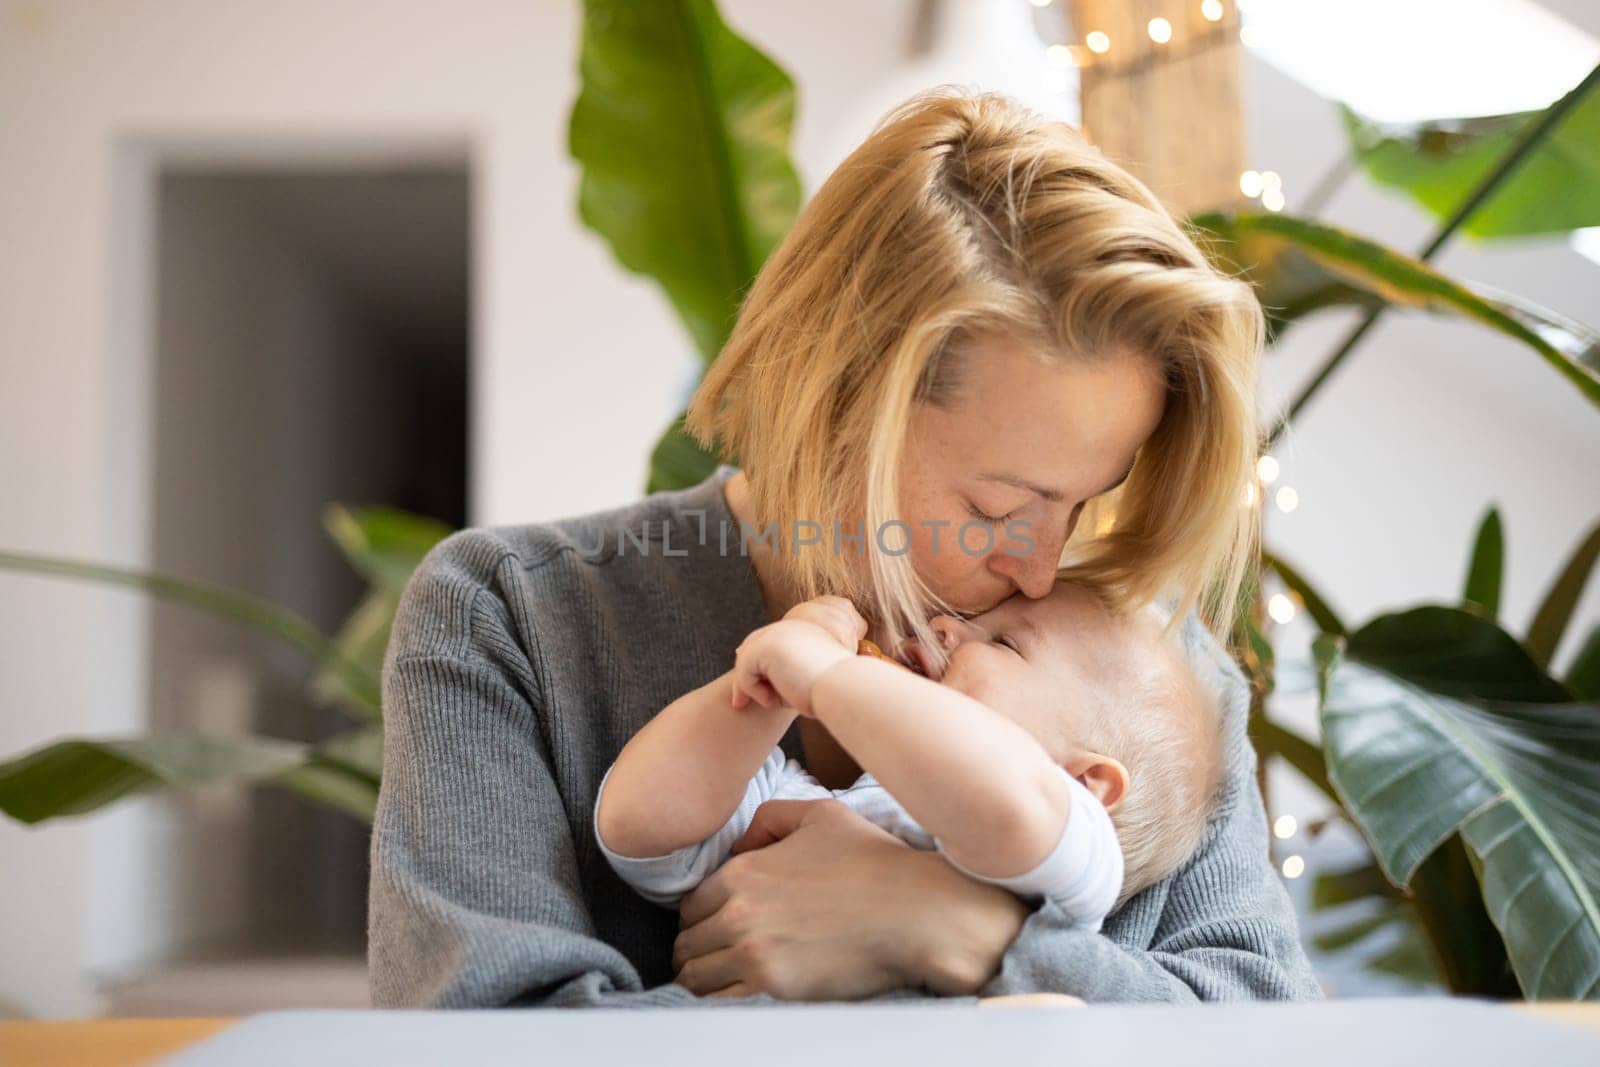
[993, 633, 1022, 655]
[965, 501, 1020, 526]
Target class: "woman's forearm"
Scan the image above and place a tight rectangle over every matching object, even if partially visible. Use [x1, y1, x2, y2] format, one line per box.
[809, 657, 1068, 878]
[596, 670, 795, 857]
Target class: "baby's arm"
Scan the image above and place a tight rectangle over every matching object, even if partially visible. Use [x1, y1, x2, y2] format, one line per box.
[597, 596, 868, 860]
[808, 656, 1071, 881]
[595, 669, 795, 858]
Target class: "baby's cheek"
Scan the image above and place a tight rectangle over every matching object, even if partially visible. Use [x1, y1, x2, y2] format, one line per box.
[946, 658, 1002, 706]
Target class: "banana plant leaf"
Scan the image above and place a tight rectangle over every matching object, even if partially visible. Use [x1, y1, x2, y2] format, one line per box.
[1186, 212, 1600, 411]
[315, 725, 384, 784]
[310, 505, 453, 717]
[1339, 88, 1600, 239]
[275, 759, 379, 823]
[0, 735, 295, 824]
[1317, 622, 1600, 999]
[1525, 519, 1600, 669]
[569, 0, 803, 367]
[1341, 605, 1573, 704]
[322, 504, 453, 600]
[1463, 507, 1505, 619]
[1570, 627, 1600, 700]
[0, 729, 382, 826]
[0, 551, 381, 719]
[646, 411, 722, 494]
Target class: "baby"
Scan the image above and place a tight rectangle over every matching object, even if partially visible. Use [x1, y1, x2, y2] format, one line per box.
[593, 580, 1224, 931]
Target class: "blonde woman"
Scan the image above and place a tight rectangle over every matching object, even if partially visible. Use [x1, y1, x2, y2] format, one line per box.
[368, 88, 1320, 1007]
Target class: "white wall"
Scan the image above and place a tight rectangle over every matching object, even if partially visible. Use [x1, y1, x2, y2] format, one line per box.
[1, 0, 1595, 1016]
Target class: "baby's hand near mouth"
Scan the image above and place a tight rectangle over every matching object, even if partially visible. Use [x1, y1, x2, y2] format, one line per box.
[731, 617, 855, 717]
[780, 595, 869, 650]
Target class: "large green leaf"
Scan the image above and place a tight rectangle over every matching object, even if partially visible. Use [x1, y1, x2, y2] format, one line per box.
[0, 552, 381, 716]
[1187, 211, 1600, 410]
[311, 505, 452, 719]
[0, 725, 385, 827]
[1526, 519, 1600, 669]
[322, 504, 452, 600]
[646, 411, 722, 494]
[0, 731, 382, 826]
[1463, 507, 1504, 619]
[1317, 635, 1600, 999]
[276, 759, 378, 824]
[1345, 605, 1573, 703]
[569, 0, 803, 366]
[1340, 88, 1600, 239]
[0, 735, 309, 825]
[1570, 626, 1600, 701]
[1406, 833, 1519, 996]
[309, 589, 393, 721]
[314, 726, 383, 784]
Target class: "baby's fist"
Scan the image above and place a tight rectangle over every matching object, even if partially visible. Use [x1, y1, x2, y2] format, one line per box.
[730, 619, 852, 717]
[782, 595, 868, 651]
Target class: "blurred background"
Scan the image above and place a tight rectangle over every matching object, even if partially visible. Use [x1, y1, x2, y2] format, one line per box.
[1, 0, 1597, 1018]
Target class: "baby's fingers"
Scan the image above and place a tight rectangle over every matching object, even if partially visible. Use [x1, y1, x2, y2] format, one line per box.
[730, 648, 781, 710]
[732, 678, 781, 710]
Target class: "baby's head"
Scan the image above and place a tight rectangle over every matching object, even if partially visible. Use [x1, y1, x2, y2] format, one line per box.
[901, 580, 1224, 905]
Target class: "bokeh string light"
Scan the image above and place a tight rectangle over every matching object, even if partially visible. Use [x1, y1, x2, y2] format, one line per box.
[1049, 0, 1248, 78]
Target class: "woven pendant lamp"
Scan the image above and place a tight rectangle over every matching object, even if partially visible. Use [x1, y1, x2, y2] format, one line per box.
[1064, 0, 1249, 217]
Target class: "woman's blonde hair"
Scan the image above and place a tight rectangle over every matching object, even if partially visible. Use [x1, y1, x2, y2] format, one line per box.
[686, 86, 1262, 667]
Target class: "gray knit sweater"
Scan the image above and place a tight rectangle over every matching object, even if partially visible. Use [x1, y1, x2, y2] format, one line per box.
[367, 466, 1322, 1008]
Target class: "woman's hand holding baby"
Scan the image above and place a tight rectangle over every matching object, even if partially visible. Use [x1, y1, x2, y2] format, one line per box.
[729, 596, 867, 716]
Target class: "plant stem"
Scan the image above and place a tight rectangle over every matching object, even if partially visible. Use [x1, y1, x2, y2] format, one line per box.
[1297, 150, 1357, 220]
[1266, 62, 1600, 450]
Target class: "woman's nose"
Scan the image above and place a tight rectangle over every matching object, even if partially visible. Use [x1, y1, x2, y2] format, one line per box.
[988, 541, 1058, 599]
[989, 517, 1071, 599]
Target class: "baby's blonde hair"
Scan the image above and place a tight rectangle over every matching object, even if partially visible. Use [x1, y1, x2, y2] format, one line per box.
[686, 86, 1262, 666]
[1078, 637, 1225, 906]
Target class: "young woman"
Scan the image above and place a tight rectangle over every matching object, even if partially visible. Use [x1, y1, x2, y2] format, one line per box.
[367, 88, 1320, 1007]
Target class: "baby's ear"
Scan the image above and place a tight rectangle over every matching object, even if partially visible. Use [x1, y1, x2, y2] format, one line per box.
[1063, 752, 1129, 812]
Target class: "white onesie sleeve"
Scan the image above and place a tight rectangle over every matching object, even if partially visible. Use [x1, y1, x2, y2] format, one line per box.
[933, 768, 1124, 932]
[593, 746, 828, 908]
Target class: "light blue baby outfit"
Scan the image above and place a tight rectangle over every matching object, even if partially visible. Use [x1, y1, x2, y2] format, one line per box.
[594, 745, 1125, 932]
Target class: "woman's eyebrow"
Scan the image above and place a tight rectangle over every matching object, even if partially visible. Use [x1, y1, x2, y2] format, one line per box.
[981, 461, 1136, 503]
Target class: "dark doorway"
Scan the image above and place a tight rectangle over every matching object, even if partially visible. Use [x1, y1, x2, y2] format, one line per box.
[143, 166, 469, 967]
